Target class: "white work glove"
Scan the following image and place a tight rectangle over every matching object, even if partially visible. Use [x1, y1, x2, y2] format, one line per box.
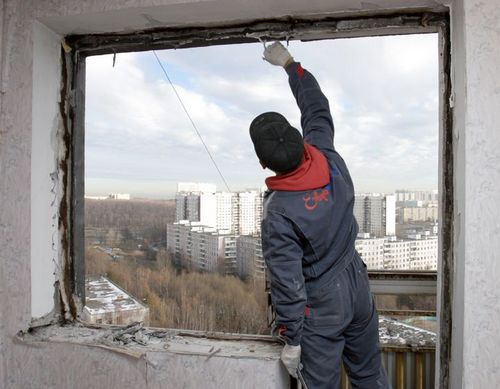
[281, 344, 301, 378]
[263, 42, 294, 67]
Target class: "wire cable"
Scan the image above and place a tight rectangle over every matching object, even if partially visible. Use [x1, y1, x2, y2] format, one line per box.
[152, 50, 231, 192]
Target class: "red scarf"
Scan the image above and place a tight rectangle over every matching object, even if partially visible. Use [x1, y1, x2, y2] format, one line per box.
[265, 143, 330, 191]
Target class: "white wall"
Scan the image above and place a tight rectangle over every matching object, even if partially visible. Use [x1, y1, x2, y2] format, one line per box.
[456, 1, 500, 387]
[445, 3, 466, 387]
[31, 21, 62, 319]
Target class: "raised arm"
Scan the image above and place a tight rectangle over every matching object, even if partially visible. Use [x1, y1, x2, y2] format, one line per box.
[263, 42, 335, 154]
[286, 61, 335, 153]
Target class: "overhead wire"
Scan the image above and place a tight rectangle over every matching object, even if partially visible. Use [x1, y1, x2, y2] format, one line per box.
[152, 50, 231, 192]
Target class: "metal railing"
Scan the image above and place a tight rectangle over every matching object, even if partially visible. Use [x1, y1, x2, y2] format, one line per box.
[279, 271, 438, 389]
[368, 270, 437, 295]
[338, 346, 435, 389]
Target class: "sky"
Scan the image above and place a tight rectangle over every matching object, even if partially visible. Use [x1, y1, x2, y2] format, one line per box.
[85, 33, 439, 199]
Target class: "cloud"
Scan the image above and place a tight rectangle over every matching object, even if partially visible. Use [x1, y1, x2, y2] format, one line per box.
[85, 34, 439, 198]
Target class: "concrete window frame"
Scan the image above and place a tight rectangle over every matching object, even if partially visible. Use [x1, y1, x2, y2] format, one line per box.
[45, 10, 452, 387]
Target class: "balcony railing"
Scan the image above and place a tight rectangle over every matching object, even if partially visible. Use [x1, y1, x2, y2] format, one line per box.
[294, 318, 436, 389]
[291, 271, 438, 389]
[333, 344, 435, 389]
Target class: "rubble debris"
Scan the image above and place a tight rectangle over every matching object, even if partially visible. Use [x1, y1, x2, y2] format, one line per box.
[379, 316, 436, 350]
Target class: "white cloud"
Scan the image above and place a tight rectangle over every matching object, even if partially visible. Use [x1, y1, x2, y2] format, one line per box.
[383, 33, 437, 74]
[85, 34, 439, 198]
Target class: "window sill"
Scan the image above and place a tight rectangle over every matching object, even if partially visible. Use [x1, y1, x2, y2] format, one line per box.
[18, 322, 283, 361]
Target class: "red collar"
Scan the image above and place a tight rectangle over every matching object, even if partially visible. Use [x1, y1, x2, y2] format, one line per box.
[265, 143, 330, 191]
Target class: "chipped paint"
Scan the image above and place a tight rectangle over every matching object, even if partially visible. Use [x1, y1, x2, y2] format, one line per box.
[18, 322, 284, 361]
[20, 318, 436, 355]
[57, 46, 78, 321]
[437, 14, 454, 389]
[63, 12, 448, 56]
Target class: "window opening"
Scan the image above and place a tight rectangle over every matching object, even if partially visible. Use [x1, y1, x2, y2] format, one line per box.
[83, 34, 439, 334]
[65, 12, 452, 387]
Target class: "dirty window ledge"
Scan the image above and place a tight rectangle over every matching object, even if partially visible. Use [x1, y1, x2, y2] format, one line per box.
[17, 322, 284, 360]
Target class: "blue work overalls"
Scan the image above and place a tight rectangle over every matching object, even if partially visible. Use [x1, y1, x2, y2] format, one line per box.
[262, 62, 390, 389]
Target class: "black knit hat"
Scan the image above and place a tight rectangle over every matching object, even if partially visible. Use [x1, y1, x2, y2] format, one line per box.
[249, 112, 304, 173]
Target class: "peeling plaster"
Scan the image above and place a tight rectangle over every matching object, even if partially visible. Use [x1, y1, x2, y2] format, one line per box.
[18, 323, 288, 388]
[64, 13, 448, 57]
[57, 47, 76, 321]
[19, 322, 283, 360]
[33, 0, 449, 36]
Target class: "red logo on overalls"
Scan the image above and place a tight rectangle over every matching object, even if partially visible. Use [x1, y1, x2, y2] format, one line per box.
[303, 189, 329, 211]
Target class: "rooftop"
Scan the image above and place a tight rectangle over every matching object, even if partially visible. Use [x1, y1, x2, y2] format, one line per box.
[379, 316, 436, 350]
[84, 276, 147, 316]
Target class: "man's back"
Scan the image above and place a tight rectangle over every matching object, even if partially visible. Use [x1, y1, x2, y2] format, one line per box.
[251, 42, 390, 389]
[263, 148, 359, 290]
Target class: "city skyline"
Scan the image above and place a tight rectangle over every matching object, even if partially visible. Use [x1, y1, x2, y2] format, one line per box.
[167, 185, 438, 273]
[85, 34, 439, 199]
[85, 186, 439, 200]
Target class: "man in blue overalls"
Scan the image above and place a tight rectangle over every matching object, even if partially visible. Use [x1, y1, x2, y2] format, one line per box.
[250, 42, 390, 389]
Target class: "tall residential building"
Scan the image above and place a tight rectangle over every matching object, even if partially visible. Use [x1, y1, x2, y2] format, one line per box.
[237, 235, 265, 281]
[174, 184, 264, 235]
[175, 192, 199, 222]
[221, 235, 238, 276]
[383, 236, 412, 270]
[355, 234, 385, 269]
[200, 193, 216, 228]
[355, 232, 438, 270]
[175, 192, 187, 222]
[254, 192, 264, 234]
[175, 182, 216, 222]
[167, 220, 194, 265]
[384, 234, 438, 271]
[186, 193, 200, 221]
[354, 193, 396, 237]
[384, 194, 396, 236]
[404, 232, 438, 270]
[199, 192, 239, 233]
[395, 189, 438, 205]
[216, 192, 239, 232]
[166, 221, 238, 275]
[353, 195, 366, 231]
[238, 191, 263, 236]
[397, 206, 439, 223]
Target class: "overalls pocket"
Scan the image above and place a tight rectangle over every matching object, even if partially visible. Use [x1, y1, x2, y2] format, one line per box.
[304, 278, 344, 328]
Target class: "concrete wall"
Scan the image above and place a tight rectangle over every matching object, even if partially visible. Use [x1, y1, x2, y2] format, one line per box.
[2, 0, 500, 387]
[452, 0, 500, 387]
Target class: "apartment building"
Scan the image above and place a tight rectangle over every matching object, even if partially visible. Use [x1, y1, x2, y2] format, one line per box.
[167, 221, 238, 275]
[354, 234, 385, 269]
[355, 233, 437, 270]
[175, 184, 264, 235]
[236, 235, 265, 281]
[354, 193, 396, 237]
[395, 189, 439, 205]
[398, 205, 439, 223]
